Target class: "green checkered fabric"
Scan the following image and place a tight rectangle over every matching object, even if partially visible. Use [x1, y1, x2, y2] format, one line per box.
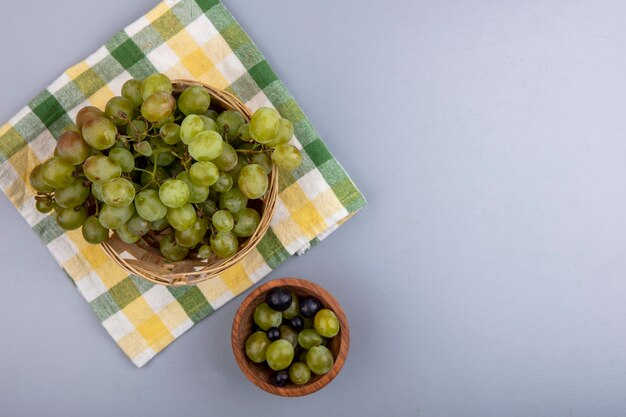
[0, 0, 365, 366]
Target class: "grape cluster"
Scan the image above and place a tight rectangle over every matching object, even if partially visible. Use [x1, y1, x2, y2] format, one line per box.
[245, 287, 340, 386]
[29, 73, 302, 261]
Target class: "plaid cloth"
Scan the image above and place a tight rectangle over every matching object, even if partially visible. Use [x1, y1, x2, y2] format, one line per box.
[0, 0, 366, 368]
[0, 0, 365, 367]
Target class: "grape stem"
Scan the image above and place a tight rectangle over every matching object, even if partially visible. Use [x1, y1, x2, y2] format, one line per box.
[235, 149, 266, 154]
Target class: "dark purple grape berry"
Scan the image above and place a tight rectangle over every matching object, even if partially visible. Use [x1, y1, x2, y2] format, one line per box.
[274, 370, 289, 386]
[265, 287, 292, 311]
[299, 297, 322, 318]
[267, 327, 280, 341]
[289, 316, 304, 331]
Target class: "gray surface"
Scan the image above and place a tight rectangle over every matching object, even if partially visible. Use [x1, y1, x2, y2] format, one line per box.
[1, 0, 626, 416]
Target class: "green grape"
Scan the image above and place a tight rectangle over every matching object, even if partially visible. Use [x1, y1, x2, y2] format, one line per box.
[188, 131, 224, 161]
[102, 177, 135, 208]
[249, 107, 280, 143]
[175, 217, 208, 247]
[189, 161, 219, 187]
[266, 118, 294, 147]
[180, 114, 205, 145]
[289, 362, 311, 385]
[198, 244, 212, 259]
[166, 203, 197, 231]
[56, 206, 87, 230]
[209, 230, 239, 258]
[251, 152, 272, 174]
[211, 210, 234, 232]
[238, 164, 268, 199]
[54, 179, 90, 208]
[41, 157, 75, 189]
[126, 119, 148, 141]
[159, 233, 189, 261]
[56, 131, 89, 165]
[266, 340, 294, 371]
[115, 223, 140, 244]
[62, 123, 80, 134]
[154, 114, 175, 129]
[238, 123, 252, 141]
[254, 303, 282, 330]
[279, 324, 298, 348]
[151, 217, 170, 231]
[306, 346, 333, 375]
[160, 123, 181, 145]
[140, 73, 172, 100]
[272, 144, 303, 171]
[140, 165, 169, 187]
[35, 197, 54, 213]
[298, 350, 308, 363]
[135, 189, 167, 221]
[29, 164, 54, 193]
[121, 79, 143, 108]
[178, 85, 210, 115]
[202, 199, 218, 218]
[245, 331, 271, 363]
[199, 115, 219, 132]
[105, 96, 134, 125]
[167, 161, 186, 178]
[232, 208, 260, 238]
[314, 309, 340, 338]
[53, 202, 63, 213]
[212, 142, 238, 171]
[108, 148, 135, 173]
[98, 203, 135, 229]
[134, 141, 152, 157]
[149, 149, 176, 167]
[217, 110, 245, 142]
[82, 116, 117, 150]
[219, 188, 248, 214]
[226, 155, 248, 184]
[76, 106, 105, 130]
[281, 293, 300, 319]
[298, 329, 323, 350]
[210, 172, 233, 193]
[91, 181, 104, 202]
[204, 109, 219, 120]
[159, 179, 190, 208]
[176, 172, 210, 204]
[141, 92, 176, 123]
[83, 155, 121, 183]
[82, 215, 109, 244]
[126, 213, 151, 237]
[110, 139, 129, 151]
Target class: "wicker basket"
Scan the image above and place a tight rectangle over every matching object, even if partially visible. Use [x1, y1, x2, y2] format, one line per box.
[101, 79, 278, 286]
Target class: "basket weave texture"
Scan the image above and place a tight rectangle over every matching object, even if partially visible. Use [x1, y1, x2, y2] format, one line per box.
[101, 79, 278, 286]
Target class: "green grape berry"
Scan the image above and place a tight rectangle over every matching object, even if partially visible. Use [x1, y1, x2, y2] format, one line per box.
[134, 189, 167, 221]
[253, 303, 282, 331]
[245, 331, 271, 363]
[306, 346, 333, 375]
[266, 340, 295, 371]
[178, 85, 210, 115]
[82, 116, 117, 150]
[159, 179, 190, 208]
[82, 215, 109, 244]
[313, 309, 340, 338]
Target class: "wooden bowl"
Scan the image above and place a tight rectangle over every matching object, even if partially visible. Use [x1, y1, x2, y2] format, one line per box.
[100, 79, 278, 286]
[231, 278, 350, 396]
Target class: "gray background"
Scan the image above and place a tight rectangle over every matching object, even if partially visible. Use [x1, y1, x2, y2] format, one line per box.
[1, 0, 626, 416]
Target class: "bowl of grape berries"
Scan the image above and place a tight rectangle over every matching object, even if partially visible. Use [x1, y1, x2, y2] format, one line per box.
[232, 278, 349, 396]
[28, 73, 303, 286]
